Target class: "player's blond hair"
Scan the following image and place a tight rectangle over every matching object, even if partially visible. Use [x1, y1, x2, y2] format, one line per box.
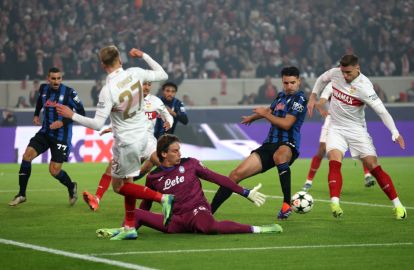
[99, 46, 120, 67]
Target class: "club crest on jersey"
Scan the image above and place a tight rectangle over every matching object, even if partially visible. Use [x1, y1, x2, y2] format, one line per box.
[349, 86, 357, 94]
[59, 95, 64, 102]
[275, 103, 285, 111]
[179, 166, 185, 173]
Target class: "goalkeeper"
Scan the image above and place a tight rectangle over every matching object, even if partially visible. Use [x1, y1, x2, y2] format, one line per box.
[98, 134, 282, 239]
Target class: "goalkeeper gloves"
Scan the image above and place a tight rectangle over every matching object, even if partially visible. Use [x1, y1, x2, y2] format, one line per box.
[242, 183, 266, 207]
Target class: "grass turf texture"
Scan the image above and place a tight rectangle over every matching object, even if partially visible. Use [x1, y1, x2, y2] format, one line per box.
[0, 158, 413, 270]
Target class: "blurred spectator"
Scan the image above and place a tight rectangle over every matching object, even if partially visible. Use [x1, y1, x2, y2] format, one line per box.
[210, 96, 218, 106]
[238, 93, 257, 105]
[406, 80, 414, 102]
[1, 109, 17, 126]
[380, 54, 396, 76]
[15, 96, 29, 108]
[301, 78, 313, 99]
[0, 0, 413, 80]
[29, 80, 40, 107]
[90, 79, 102, 106]
[373, 83, 388, 103]
[255, 76, 278, 104]
[0, 52, 7, 80]
[182, 94, 195, 106]
[32, 49, 49, 79]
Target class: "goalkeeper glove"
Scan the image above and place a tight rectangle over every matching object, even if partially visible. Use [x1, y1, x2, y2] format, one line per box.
[242, 183, 266, 207]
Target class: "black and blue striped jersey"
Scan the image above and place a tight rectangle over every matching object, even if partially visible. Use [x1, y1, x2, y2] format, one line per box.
[34, 83, 85, 146]
[263, 90, 307, 151]
[154, 97, 188, 139]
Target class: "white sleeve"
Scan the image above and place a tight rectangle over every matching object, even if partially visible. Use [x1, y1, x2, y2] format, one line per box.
[72, 85, 112, 130]
[371, 102, 400, 141]
[312, 69, 334, 96]
[320, 82, 333, 100]
[156, 99, 174, 127]
[72, 113, 107, 130]
[142, 53, 168, 82]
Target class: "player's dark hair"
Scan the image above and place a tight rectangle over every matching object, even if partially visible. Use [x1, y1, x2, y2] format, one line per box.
[281, 66, 300, 78]
[48, 67, 61, 74]
[157, 134, 181, 162]
[162, 82, 178, 92]
[340, 54, 359, 67]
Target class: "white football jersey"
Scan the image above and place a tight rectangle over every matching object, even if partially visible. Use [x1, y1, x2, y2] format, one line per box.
[96, 64, 167, 146]
[314, 68, 382, 128]
[143, 93, 173, 136]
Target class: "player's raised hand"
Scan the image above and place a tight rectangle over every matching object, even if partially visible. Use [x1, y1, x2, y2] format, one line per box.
[394, 134, 405, 150]
[129, 48, 144, 58]
[55, 104, 74, 119]
[246, 183, 266, 207]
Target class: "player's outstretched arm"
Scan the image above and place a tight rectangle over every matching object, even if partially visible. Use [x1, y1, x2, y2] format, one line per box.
[372, 103, 404, 149]
[307, 93, 317, 118]
[56, 104, 107, 131]
[242, 183, 266, 207]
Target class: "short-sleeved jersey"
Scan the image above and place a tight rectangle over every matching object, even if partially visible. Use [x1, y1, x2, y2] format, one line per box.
[154, 97, 188, 139]
[96, 67, 162, 146]
[321, 82, 333, 101]
[145, 158, 244, 215]
[144, 93, 173, 137]
[263, 90, 308, 150]
[317, 68, 383, 128]
[34, 83, 85, 145]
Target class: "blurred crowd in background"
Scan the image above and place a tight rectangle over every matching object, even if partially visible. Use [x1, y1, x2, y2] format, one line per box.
[0, 0, 413, 83]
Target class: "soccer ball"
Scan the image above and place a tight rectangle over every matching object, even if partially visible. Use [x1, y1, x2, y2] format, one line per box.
[291, 191, 314, 214]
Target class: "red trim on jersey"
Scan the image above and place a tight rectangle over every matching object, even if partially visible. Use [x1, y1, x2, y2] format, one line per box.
[331, 86, 364, 106]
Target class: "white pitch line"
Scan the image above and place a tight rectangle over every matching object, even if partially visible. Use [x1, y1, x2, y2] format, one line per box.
[204, 190, 414, 210]
[0, 238, 158, 270]
[92, 242, 413, 256]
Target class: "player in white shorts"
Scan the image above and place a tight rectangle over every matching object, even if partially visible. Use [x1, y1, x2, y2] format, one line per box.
[303, 82, 375, 191]
[81, 81, 174, 212]
[57, 46, 175, 240]
[307, 54, 407, 220]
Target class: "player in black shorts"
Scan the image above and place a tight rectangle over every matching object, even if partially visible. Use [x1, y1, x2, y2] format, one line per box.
[9, 67, 85, 206]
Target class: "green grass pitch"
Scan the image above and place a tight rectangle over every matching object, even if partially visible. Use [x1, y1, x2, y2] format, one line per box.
[0, 158, 413, 270]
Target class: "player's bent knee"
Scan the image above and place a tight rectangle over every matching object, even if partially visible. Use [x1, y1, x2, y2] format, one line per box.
[49, 168, 60, 177]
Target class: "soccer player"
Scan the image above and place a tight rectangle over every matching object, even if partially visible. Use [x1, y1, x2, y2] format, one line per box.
[96, 134, 282, 237]
[154, 82, 188, 139]
[303, 82, 375, 192]
[211, 66, 308, 220]
[56, 46, 175, 240]
[82, 81, 174, 211]
[9, 67, 85, 206]
[307, 54, 407, 220]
